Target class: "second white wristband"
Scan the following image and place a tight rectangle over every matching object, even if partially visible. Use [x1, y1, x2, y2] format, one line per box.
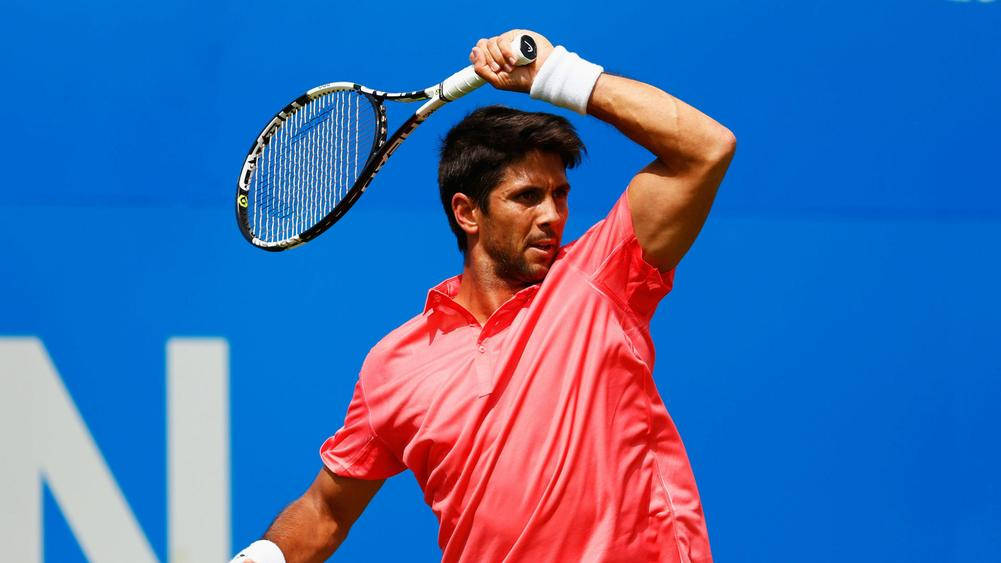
[229, 539, 286, 563]
[529, 45, 604, 115]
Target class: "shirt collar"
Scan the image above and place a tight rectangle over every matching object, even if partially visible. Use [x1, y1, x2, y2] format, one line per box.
[423, 275, 464, 315]
[422, 274, 541, 317]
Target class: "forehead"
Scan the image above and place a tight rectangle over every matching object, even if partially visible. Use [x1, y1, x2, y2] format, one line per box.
[495, 151, 568, 193]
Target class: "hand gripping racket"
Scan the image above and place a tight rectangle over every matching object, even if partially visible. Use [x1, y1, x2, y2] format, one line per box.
[236, 35, 537, 251]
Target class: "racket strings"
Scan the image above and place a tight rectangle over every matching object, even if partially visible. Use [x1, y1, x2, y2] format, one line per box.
[248, 90, 379, 243]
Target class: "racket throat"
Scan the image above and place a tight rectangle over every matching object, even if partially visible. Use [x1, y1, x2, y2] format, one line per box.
[417, 97, 446, 118]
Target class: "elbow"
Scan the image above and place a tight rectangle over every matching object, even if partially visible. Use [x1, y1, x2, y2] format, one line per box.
[682, 125, 736, 171]
[304, 489, 351, 551]
[316, 510, 350, 555]
[711, 126, 737, 163]
[678, 126, 734, 184]
[689, 126, 735, 175]
[331, 519, 350, 546]
[723, 127, 737, 156]
[322, 505, 352, 548]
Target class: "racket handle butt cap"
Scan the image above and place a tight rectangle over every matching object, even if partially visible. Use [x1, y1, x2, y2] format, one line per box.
[511, 34, 537, 65]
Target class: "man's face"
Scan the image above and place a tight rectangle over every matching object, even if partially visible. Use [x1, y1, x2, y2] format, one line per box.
[477, 150, 570, 285]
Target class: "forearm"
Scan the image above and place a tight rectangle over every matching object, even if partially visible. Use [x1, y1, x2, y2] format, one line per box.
[469, 30, 734, 169]
[262, 494, 346, 563]
[587, 74, 735, 174]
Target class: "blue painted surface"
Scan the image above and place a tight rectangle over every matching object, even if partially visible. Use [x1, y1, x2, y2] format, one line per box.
[43, 484, 88, 563]
[3, 1, 999, 561]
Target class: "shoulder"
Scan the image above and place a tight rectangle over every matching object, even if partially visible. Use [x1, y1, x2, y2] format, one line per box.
[359, 311, 429, 386]
[547, 192, 674, 322]
[554, 192, 632, 275]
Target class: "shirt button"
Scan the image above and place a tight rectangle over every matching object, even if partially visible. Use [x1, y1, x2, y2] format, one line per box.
[477, 345, 485, 353]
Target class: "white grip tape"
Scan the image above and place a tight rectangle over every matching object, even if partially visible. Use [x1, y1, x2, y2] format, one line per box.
[230, 539, 286, 563]
[439, 36, 534, 102]
[439, 66, 486, 101]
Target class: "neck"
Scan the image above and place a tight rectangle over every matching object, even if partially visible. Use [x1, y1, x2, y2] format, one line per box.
[453, 252, 529, 326]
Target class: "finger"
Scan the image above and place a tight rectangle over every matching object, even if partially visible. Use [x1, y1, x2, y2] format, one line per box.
[498, 32, 519, 66]
[471, 46, 487, 73]
[486, 37, 512, 73]
[470, 46, 500, 85]
[475, 38, 500, 73]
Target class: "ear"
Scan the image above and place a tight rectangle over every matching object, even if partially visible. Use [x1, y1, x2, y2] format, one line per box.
[451, 193, 480, 239]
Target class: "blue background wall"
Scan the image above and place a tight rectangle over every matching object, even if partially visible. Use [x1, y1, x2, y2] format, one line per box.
[3, 0, 1000, 561]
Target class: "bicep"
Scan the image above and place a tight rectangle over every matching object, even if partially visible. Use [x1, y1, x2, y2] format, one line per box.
[307, 467, 385, 530]
[627, 154, 732, 272]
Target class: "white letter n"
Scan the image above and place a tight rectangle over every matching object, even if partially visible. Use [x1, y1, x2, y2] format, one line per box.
[0, 337, 229, 562]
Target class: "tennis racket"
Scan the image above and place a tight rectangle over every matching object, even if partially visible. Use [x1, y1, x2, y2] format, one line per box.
[236, 35, 537, 251]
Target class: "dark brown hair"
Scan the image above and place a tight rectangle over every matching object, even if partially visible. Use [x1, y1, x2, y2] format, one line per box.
[438, 105, 585, 252]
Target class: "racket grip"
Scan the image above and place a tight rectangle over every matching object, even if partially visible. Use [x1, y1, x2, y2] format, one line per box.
[439, 66, 487, 101]
[438, 35, 538, 101]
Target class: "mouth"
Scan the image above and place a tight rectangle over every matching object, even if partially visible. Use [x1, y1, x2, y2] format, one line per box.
[527, 239, 558, 255]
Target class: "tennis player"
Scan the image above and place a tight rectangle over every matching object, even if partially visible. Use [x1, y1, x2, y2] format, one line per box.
[233, 29, 735, 563]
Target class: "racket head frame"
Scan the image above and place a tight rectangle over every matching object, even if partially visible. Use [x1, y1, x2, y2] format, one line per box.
[236, 82, 407, 251]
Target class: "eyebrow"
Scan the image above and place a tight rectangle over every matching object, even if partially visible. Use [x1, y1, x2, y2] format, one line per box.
[509, 183, 571, 194]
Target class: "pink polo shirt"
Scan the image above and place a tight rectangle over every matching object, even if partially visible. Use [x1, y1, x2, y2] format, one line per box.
[320, 191, 712, 562]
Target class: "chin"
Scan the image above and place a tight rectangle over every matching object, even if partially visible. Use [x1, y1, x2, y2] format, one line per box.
[525, 269, 549, 284]
[522, 260, 554, 283]
[491, 245, 556, 285]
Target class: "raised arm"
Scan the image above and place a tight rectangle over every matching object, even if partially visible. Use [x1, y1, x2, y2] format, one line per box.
[588, 75, 735, 271]
[234, 468, 384, 563]
[471, 29, 736, 271]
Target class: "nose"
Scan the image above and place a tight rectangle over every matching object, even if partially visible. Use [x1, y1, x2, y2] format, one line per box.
[536, 193, 564, 229]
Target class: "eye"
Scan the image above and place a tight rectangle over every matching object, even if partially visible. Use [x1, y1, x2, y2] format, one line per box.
[554, 187, 570, 200]
[514, 189, 542, 204]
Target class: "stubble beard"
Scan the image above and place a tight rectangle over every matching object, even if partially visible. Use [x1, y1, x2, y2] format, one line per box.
[483, 236, 554, 286]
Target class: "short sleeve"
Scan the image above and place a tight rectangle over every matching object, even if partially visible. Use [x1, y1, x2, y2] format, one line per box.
[564, 191, 675, 323]
[319, 379, 407, 480]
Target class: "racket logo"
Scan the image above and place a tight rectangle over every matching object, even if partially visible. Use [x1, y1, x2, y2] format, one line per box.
[238, 195, 248, 208]
[521, 37, 536, 56]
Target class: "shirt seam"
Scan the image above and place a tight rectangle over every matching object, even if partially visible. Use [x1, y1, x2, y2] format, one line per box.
[565, 242, 655, 372]
[583, 271, 653, 372]
[647, 398, 689, 563]
[358, 378, 407, 469]
[333, 434, 377, 472]
[589, 235, 649, 326]
[581, 218, 629, 281]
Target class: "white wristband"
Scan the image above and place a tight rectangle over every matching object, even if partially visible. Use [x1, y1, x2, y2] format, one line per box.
[529, 45, 604, 115]
[230, 539, 286, 563]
